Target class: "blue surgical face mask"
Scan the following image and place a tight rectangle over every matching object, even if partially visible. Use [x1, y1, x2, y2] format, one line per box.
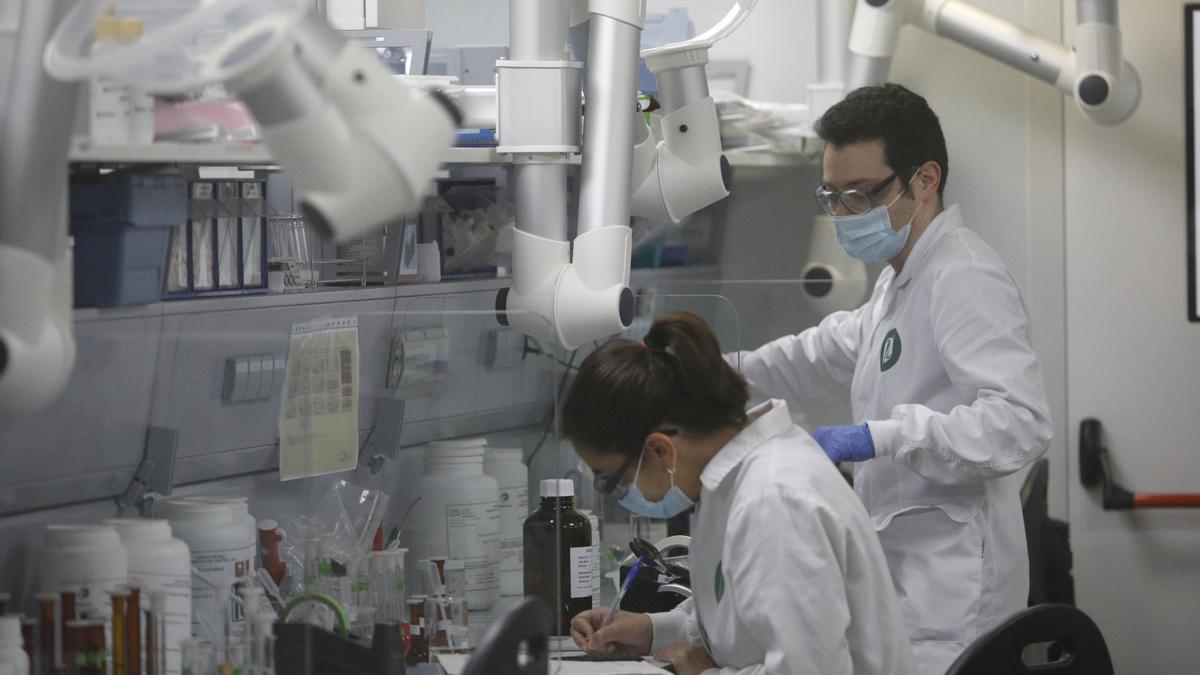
[617, 450, 695, 519]
[833, 176, 924, 262]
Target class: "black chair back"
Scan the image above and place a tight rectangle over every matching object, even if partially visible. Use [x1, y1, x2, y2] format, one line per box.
[462, 598, 551, 675]
[945, 604, 1113, 675]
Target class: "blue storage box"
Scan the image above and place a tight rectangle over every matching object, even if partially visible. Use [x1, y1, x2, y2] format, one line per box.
[70, 174, 186, 307]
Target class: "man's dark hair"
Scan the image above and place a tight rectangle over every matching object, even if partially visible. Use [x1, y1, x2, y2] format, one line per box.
[814, 83, 949, 200]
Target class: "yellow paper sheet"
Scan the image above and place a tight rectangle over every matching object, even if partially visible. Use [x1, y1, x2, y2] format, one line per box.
[279, 317, 360, 480]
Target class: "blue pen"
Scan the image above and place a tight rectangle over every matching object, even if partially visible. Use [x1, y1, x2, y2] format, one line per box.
[600, 555, 644, 630]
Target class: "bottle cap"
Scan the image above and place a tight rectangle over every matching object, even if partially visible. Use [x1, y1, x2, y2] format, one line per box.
[118, 18, 144, 43]
[540, 479, 574, 498]
[93, 14, 120, 41]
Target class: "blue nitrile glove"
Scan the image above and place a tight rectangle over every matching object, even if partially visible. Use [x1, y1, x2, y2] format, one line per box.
[810, 423, 876, 464]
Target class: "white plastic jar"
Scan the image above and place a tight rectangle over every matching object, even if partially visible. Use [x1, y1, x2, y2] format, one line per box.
[482, 447, 528, 599]
[104, 518, 192, 675]
[165, 501, 254, 640]
[39, 524, 128, 623]
[400, 438, 501, 610]
[189, 496, 258, 571]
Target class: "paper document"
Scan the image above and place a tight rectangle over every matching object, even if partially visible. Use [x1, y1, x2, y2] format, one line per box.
[279, 317, 360, 480]
[435, 652, 672, 674]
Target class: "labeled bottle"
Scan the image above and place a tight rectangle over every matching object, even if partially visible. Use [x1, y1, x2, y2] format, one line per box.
[118, 18, 155, 144]
[88, 13, 130, 143]
[523, 479, 592, 635]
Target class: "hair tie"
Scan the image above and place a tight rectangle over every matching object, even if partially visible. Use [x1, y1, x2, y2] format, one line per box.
[641, 339, 664, 353]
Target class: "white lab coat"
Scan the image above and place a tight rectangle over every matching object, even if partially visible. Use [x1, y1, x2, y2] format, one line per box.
[732, 205, 1053, 674]
[648, 399, 915, 675]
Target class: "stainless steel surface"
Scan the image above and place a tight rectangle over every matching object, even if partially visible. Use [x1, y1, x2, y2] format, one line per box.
[510, 0, 570, 61]
[1076, 0, 1117, 26]
[846, 53, 891, 90]
[816, 0, 854, 84]
[578, 14, 641, 234]
[656, 64, 709, 113]
[936, 0, 1067, 86]
[515, 164, 570, 240]
[0, 0, 77, 258]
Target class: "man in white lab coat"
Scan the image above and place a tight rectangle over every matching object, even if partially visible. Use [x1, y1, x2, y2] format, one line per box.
[731, 83, 1053, 673]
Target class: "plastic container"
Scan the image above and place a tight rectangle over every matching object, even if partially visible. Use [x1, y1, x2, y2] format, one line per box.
[119, 18, 155, 143]
[45, 0, 310, 95]
[103, 518, 192, 675]
[482, 447, 528, 600]
[0, 617, 28, 675]
[39, 525, 128, 624]
[164, 501, 254, 640]
[522, 479, 592, 635]
[88, 13, 129, 143]
[399, 439, 501, 610]
[70, 173, 186, 307]
[188, 496, 258, 570]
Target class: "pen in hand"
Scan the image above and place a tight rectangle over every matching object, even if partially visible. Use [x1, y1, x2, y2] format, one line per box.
[600, 555, 644, 630]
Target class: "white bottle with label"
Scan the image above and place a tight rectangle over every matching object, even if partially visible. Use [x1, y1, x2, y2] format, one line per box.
[118, 17, 155, 143]
[164, 501, 255, 640]
[88, 13, 130, 143]
[400, 438, 501, 610]
[482, 447, 528, 600]
[39, 524, 128, 623]
[578, 509, 602, 609]
[0, 617, 29, 675]
[104, 518, 192, 675]
[190, 496, 258, 572]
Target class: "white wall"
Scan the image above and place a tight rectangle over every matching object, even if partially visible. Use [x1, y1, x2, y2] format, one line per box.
[425, 0, 510, 47]
[1064, 1, 1200, 672]
[646, 0, 817, 102]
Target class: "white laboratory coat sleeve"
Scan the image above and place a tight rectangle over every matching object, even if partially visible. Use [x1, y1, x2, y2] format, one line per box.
[649, 598, 700, 652]
[867, 260, 1053, 485]
[728, 305, 867, 406]
[714, 489, 861, 675]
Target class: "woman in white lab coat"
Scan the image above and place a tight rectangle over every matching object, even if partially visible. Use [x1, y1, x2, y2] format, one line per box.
[563, 312, 915, 675]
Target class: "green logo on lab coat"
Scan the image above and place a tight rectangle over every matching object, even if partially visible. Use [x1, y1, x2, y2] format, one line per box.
[880, 329, 902, 372]
[714, 561, 725, 603]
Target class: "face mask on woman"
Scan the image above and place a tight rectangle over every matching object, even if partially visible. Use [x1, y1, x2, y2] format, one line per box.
[617, 449, 695, 519]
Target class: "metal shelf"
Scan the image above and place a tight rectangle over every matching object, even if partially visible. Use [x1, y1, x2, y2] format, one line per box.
[69, 136, 812, 168]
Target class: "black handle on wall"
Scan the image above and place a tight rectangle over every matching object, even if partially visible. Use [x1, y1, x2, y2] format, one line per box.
[1079, 418, 1200, 510]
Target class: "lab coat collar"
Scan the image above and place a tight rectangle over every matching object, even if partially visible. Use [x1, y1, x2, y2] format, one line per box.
[699, 399, 793, 493]
[894, 203, 962, 288]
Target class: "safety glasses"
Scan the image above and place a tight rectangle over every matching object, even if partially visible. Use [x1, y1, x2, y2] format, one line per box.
[813, 172, 899, 216]
[592, 429, 677, 500]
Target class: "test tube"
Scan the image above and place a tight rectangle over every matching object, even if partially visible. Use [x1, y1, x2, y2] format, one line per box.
[405, 597, 427, 667]
[144, 603, 156, 675]
[60, 591, 76, 672]
[110, 591, 129, 675]
[180, 639, 199, 675]
[254, 615, 274, 675]
[66, 619, 106, 675]
[20, 618, 38, 674]
[127, 588, 141, 675]
[37, 592, 57, 675]
[150, 591, 168, 675]
[0, 592, 8, 615]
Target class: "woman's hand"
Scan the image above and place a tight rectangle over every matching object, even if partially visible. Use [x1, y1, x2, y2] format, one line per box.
[655, 643, 719, 675]
[569, 608, 654, 655]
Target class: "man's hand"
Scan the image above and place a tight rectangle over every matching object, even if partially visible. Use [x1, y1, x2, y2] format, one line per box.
[655, 643, 718, 675]
[570, 608, 653, 656]
[810, 423, 876, 463]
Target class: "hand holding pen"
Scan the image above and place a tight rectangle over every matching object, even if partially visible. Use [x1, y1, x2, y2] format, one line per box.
[570, 556, 654, 655]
